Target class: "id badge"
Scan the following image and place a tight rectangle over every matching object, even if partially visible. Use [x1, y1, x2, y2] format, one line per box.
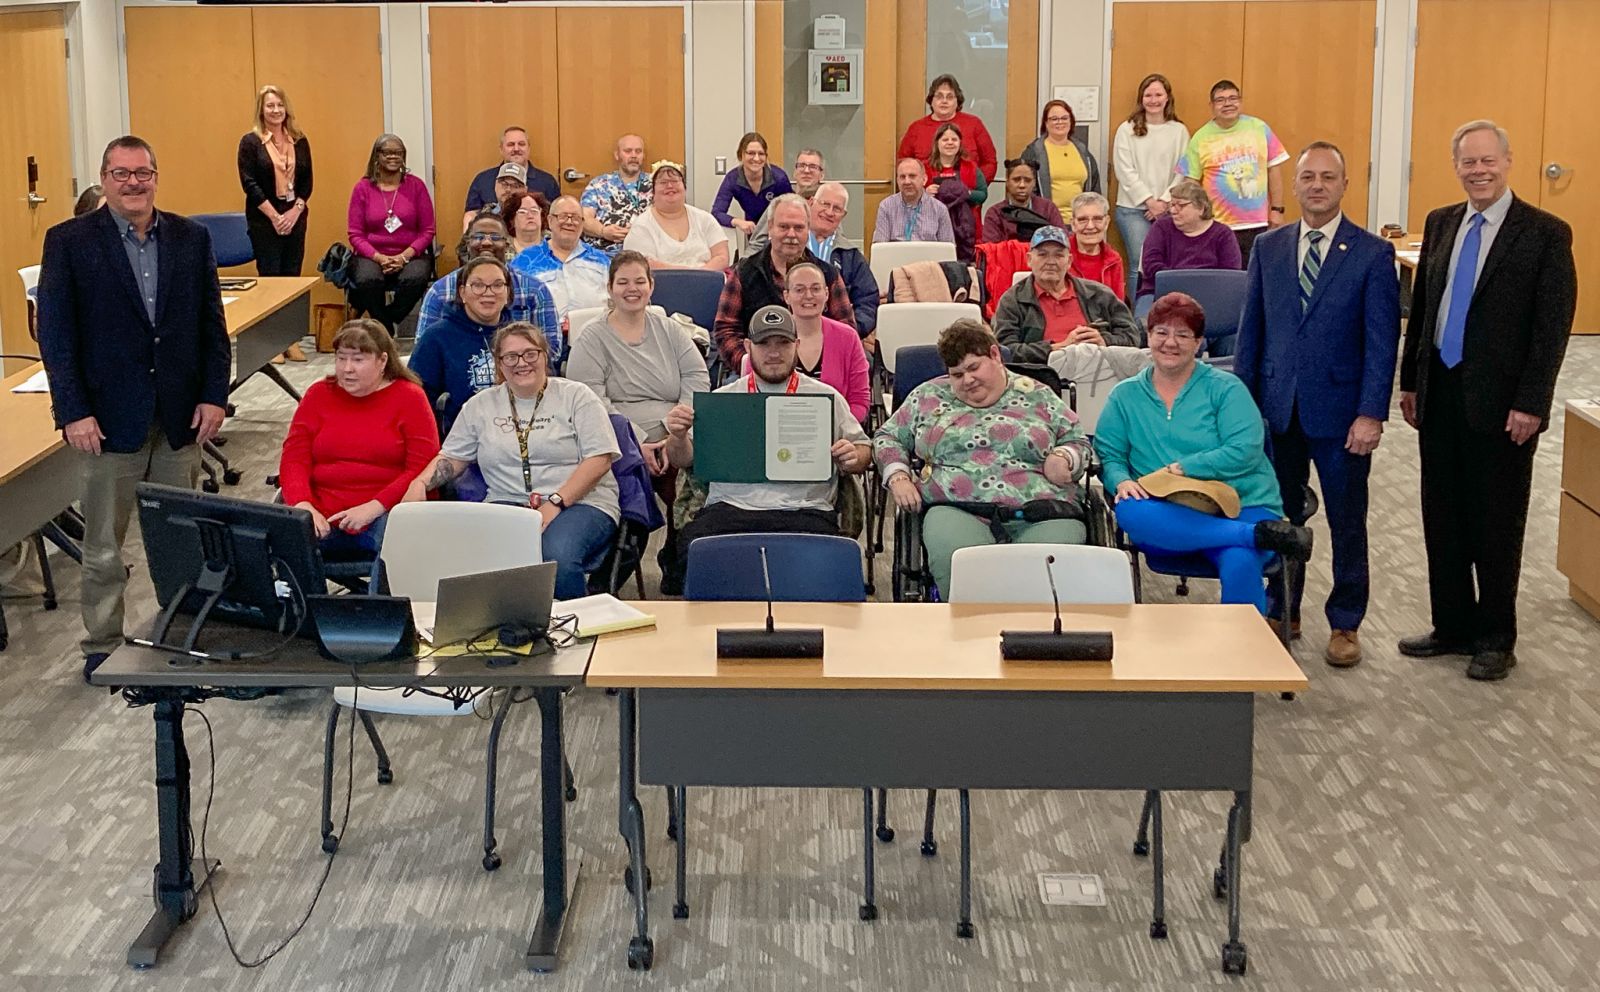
[383, 212, 401, 234]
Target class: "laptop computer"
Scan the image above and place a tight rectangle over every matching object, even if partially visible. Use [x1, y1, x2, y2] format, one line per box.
[413, 561, 558, 647]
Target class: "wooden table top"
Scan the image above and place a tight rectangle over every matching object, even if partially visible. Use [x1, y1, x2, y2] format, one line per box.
[0, 277, 317, 485]
[585, 601, 1309, 694]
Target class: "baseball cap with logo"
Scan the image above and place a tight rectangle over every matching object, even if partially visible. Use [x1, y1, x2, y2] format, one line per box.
[496, 162, 528, 185]
[1029, 225, 1070, 250]
[747, 305, 798, 343]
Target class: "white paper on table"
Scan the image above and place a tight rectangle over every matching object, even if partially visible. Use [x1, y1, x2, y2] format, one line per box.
[222, 296, 239, 306]
[10, 368, 49, 394]
[763, 394, 833, 481]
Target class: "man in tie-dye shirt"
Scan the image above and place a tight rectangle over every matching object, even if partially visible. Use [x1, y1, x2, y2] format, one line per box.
[1176, 80, 1289, 265]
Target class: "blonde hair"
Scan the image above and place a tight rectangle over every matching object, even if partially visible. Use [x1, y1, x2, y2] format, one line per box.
[252, 85, 302, 142]
[490, 322, 549, 384]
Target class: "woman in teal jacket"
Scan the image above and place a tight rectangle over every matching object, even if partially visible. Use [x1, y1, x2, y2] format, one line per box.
[1094, 292, 1312, 613]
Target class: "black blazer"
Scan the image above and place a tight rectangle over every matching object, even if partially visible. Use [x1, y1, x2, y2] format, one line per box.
[237, 131, 313, 212]
[1399, 195, 1576, 434]
[37, 208, 232, 453]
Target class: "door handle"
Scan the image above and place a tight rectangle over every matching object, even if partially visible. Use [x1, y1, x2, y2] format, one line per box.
[563, 168, 589, 183]
[1545, 162, 1573, 180]
[26, 192, 47, 207]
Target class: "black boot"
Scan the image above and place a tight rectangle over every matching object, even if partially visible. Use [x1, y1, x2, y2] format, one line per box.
[1253, 520, 1314, 562]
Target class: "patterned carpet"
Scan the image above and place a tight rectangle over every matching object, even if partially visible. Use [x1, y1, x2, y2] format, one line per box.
[1, 339, 1597, 991]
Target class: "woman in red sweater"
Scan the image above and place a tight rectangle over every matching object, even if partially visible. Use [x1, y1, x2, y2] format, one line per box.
[897, 74, 999, 184]
[278, 318, 440, 576]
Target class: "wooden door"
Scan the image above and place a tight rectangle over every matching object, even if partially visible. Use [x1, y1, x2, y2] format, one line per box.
[124, 6, 257, 218]
[553, 6, 685, 199]
[428, 5, 559, 242]
[0, 9, 72, 366]
[252, 5, 385, 302]
[1407, 0, 1549, 236]
[1241, 1, 1376, 227]
[1541, 0, 1599, 333]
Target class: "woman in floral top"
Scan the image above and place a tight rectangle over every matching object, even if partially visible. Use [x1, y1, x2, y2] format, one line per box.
[873, 318, 1093, 594]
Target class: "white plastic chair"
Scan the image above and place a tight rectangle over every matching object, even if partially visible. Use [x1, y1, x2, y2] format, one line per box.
[321, 501, 549, 870]
[947, 544, 1135, 605]
[18, 265, 41, 340]
[1012, 269, 1029, 286]
[566, 304, 666, 345]
[869, 240, 957, 294]
[875, 301, 981, 374]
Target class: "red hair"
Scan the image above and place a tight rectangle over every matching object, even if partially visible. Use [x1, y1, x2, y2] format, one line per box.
[1038, 100, 1076, 137]
[1146, 292, 1206, 339]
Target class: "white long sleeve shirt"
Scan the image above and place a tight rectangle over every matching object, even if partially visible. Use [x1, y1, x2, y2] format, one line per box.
[1112, 119, 1190, 209]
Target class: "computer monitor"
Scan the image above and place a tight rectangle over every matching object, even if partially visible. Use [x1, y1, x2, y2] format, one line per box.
[136, 482, 326, 650]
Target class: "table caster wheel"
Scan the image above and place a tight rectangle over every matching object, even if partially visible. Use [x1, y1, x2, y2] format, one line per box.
[920, 840, 938, 857]
[1132, 839, 1150, 857]
[876, 826, 895, 842]
[1221, 941, 1247, 975]
[666, 821, 678, 842]
[624, 865, 652, 894]
[626, 936, 654, 970]
[1149, 920, 1168, 940]
[1213, 865, 1227, 900]
[223, 469, 243, 486]
[377, 769, 394, 785]
[321, 834, 339, 854]
[565, 785, 578, 803]
[672, 902, 689, 919]
[202, 480, 220, 494]
[955, 921, 975, 939]
[859, 904, 877, 921]
[483, 852, 501, 872]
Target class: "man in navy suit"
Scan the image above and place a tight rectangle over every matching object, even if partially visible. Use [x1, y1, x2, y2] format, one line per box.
[1235, 142, 1400, 668]
[38, 136, 231, 681]
[1397, 121, 1576, 682]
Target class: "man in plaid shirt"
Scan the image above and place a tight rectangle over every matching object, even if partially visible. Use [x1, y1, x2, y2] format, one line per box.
[713, 194, 855, 370]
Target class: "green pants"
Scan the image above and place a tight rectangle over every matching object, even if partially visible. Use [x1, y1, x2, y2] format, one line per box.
[922, 505, 1088, 596]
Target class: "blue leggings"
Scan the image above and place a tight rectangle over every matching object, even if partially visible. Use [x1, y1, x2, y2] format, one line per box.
[1114, 499, 1278, 614]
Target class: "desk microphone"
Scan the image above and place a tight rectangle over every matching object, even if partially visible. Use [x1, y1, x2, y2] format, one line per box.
[715, 546, 826, 659]
[999, 554, 1114, 661]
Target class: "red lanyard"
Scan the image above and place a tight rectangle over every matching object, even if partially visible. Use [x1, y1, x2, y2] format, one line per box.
[748, 371, 800, 395]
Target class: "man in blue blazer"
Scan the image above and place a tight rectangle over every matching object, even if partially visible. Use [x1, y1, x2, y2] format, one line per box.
[1235, 142, 1401, 668]
[38, 136, 231, 681]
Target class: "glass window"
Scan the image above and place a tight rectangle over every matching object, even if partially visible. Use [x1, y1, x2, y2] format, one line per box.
[782, 0, 868, 242]
[926, 0, 1008, 205]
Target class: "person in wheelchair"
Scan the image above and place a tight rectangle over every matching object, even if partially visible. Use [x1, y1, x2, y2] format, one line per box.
[1093, 292, 1312, 614]
[873, 318, 1092, 595]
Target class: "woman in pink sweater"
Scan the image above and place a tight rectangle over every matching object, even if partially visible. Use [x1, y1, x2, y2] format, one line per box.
[346, 134, 436, 332]
[278, 318, 440, 579]
[744, 260, 870, 423]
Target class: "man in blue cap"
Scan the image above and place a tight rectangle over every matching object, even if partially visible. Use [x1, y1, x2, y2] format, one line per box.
[992, 225, 1141, 364]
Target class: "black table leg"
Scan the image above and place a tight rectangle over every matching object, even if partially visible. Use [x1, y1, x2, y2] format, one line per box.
[617, 689, 653, 970]
[1220, 790, 1249, 975]
[1149, 791, 1167, 939]
[672, 785, 688, 919]
[955, 789, 974, 939]
[859, 789, 877, 920]
[525, 687, 577, 972]
[128, 695, 218, 969]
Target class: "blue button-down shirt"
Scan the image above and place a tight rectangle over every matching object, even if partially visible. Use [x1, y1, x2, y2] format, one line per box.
[110, 207, 159, 324]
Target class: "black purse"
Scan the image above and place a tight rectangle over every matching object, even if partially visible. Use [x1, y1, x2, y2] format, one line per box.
[316, 242, 357, 290]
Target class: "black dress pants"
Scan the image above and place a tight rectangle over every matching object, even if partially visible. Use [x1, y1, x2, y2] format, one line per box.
[1418, 356, 1538, 651]
[349, 254, 433, 333]
[245, 206, 307, 276]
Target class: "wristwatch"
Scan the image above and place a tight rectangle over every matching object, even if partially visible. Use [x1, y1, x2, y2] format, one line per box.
[546, 492, 567, 509]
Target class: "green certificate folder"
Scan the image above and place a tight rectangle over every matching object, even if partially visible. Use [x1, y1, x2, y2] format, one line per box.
[693, 392, 836, 484]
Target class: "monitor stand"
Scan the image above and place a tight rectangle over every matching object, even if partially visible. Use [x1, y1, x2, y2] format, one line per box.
[150, 518, 238, 654]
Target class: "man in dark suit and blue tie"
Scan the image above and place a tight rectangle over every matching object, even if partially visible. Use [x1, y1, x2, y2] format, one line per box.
[1236, 141, 1401, 668]
[37, 136, 231, 682]
[1397, 120, 1576, 682]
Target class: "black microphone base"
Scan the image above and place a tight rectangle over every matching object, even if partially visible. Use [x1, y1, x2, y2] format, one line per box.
[999, 630, 1114, 662]
[717, 628, 825, 660]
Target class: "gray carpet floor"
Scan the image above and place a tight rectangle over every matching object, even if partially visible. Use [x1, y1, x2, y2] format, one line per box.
[2, 339, 1598, 991]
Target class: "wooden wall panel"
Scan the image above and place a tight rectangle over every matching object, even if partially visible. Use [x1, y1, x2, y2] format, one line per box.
[554, 7, 685, 197]
[124, 7, 256, 218]
[1408, 0, 1549, 235]
[862, 0, 901, 246]
[896, 2, 928, 138]
[1542, 0, 1600, 332]
[428, 5, 560, 247]
[251, 5, 384, 302]
[753, 0, 785, 164]
[1004, 0, 1041, 160]
[1241, 1, 1377, 226]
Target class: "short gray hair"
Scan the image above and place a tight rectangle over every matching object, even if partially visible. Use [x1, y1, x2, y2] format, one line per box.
[101, 135, 157, 172]
[795, 148, 826, 169]
[815, 181, 849, 209]
[1070, 191, 1110, 216]
[1451, 119, 1510, 160]
[769, 192, 811, 222]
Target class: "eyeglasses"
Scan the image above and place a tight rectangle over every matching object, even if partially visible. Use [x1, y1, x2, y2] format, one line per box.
[465, 280, 508, 294]
[106, 168, 157, 183]
[469, 232, 508, 243]
[550, 212, 583, 223]
[1045, 115, 1073, 124]
[515, 207, 542, 218]
[1212, 96, 1241, 106]
[788, 284, 826, 296]
[498, 349, 544, 367]
[1148, 327, 1199, 342]
[794, 162, 823, 172]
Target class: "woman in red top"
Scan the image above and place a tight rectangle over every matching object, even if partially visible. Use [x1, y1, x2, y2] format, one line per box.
[925, 122, 988, 262]
[897, 74, 998, 183]
[278, 318, 440, 577]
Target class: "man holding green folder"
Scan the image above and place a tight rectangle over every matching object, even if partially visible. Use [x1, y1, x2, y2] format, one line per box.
[662, 306, 870, 591]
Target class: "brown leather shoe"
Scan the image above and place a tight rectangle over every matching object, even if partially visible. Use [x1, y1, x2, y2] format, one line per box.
[1325, 629, 1362, 668]
[285, 342, 308, 362]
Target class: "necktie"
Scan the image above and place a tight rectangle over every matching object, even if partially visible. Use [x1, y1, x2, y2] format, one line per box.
[1299, 230, 1325, 313]
[1438, 212, 1485, 369]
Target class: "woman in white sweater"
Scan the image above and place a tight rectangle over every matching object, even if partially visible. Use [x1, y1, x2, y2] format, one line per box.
[1112, 73, 1188, 301]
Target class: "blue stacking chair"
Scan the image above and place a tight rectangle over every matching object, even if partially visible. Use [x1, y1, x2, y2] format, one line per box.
[1152, 268, 1248, 356]
[193, 212, 254, 268]
[650, 268, 725, 334]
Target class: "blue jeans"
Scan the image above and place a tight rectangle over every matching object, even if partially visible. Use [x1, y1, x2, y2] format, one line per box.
[319, 513, 388, 588]
[1114, 499, 1278, 614]
[540, 504, 618, 599]
[1115, 205, 1153, 300]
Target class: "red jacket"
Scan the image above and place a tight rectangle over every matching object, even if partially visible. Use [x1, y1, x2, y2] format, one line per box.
[278, 378, 440, 518]
[898, 112, 998, 182]
[1069, 235, 1127, 302]
[975, 240, 1030, 320]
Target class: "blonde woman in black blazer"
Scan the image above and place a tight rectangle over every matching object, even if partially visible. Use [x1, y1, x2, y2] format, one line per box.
[238, 84, 313, 359]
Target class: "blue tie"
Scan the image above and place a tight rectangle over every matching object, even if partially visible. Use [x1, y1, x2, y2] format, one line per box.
[1439, 213, 1485, 369]
[1299, 230, 1324, 313]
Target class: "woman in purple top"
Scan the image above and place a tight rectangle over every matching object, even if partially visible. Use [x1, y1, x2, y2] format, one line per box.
[1136, 178, 1241, 299]
[347, 133, 437, 332]
[711, 131, 792, 234]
